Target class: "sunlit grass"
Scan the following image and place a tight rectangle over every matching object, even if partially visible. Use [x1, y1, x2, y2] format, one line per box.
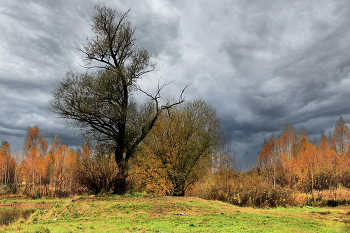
[1, 195, 349, 232]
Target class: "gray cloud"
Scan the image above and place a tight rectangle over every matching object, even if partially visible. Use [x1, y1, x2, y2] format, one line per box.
[1, 0, 350, 169]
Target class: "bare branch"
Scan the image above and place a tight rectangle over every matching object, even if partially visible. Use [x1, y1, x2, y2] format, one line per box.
[179, 81, 192, 103]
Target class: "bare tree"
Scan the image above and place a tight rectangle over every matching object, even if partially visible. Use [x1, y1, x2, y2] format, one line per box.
[49, 4, 187, 193]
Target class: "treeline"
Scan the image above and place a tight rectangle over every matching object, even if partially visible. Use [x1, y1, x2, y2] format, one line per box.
[257, 116, 350, 192]
[1, 115, 350, 208]
[0, 127, 81, 197]
[187, 116, 350, 207]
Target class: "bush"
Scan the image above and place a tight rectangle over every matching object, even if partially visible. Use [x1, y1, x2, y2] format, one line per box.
[73, 142, 120, 194]
[312, 186, 350, 206]
[74, 154, 119, 194]
[188, 171, 294, 208]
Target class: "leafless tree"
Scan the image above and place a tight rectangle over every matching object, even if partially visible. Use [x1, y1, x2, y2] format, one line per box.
[49, 4, 187, 193]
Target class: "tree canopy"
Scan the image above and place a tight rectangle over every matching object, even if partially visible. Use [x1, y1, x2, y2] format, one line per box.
[131, 99, 222, 196]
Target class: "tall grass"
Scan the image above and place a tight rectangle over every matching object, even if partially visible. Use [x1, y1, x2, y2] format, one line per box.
[312, 186, 350, 206]
[187, 170, 350, 208]
[187, 171, 294, 208]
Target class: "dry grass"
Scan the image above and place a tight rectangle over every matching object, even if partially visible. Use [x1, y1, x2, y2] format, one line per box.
[312, 186, 350, 206]
[291, 192, 311, 206]
[188, 172, 350, 208]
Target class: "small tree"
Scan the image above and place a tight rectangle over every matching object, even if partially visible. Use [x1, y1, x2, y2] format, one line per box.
[132, 100, 222, 196]
[49, 5, 187, 193]
[331, 116, 350, 157]
[22, 126, 48, 194]
[0, 142, 16, 186]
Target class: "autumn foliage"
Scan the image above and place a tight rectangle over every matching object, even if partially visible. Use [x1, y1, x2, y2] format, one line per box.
[17, 127, 82, 197]
[257, 117, 350, 193]
[1, 116, 350, 207]
[187, 116, 350, 207]
[130, 100, 221, 196]
[0, 127, 82, 197]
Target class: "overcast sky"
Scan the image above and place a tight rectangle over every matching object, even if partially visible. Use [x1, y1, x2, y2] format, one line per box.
[1, 0, 350, 169]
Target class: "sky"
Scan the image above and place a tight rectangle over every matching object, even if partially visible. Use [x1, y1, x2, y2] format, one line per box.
[1, 0, 350, 169]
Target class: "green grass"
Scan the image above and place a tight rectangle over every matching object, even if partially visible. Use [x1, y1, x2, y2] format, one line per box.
[1, 195, 349, 232]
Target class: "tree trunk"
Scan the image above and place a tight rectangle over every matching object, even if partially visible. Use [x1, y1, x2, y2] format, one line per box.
[173, 189, 185, 196]
[114, 160, 129, 194]
[273, 165, 276, 187]
[311, 167, 314, 192]
[173, 188, 185, 196]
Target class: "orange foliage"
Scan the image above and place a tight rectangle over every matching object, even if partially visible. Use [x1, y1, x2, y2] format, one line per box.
[130, 100, 221, 196]
[21, 126, 48, 193]
[0, 142, 16, 186]
[1, 115, 350, 199]
[13, 126, 82, 197]
[258, 117, 350, 193]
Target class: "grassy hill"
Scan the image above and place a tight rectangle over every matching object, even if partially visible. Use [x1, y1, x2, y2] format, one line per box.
[1, 194, 349, 232]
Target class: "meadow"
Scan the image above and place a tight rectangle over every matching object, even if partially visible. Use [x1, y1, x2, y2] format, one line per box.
[0, 194, 349, 232]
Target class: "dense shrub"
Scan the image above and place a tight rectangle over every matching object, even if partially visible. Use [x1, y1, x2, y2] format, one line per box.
[74, 144, 119, 194]
[311, 186, 350, 206]
[188, 171, 294, 208]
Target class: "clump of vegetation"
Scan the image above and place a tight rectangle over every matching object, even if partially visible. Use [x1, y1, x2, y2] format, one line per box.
[130, 99, 222, 196]
[311, 186, 350, 206]
[187, 169, 295, 208]
[73, 141, 119, 195]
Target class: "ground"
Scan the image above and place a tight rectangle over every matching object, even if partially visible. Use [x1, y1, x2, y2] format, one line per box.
[0, 194, 349, 232]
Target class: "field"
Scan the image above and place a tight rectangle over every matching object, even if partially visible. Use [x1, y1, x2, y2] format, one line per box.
[1, 195, 350, 232]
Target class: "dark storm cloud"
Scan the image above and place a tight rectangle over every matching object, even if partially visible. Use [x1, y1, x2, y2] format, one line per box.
[1, 0, 350, 168]
[213, 0, 350, 165]
[0, 0, 95, 149]
[135, 11, 180, 57]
